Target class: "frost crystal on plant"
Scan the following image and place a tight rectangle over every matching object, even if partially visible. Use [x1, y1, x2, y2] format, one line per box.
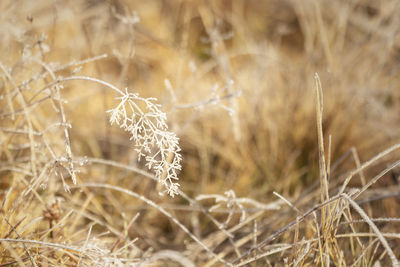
[107, 89, 182, 197]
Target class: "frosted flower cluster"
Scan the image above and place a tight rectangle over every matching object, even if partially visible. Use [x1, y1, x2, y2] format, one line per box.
[107, 89, 182, 197]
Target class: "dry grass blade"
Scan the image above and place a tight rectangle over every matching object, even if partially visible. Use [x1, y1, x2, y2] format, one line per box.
[80, 183, 232, 266]
[233, 195, 343, 263]
[1, 1, 399, 265]
[314, 73, 329, 212]
[341, 193, 399, 267]
[1, 217, 37, 267]
[339, 144, 400, 195]
[235, 244, 293, 267]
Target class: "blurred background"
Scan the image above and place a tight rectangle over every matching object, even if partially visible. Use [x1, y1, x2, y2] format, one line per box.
[1, 0, 400, 265]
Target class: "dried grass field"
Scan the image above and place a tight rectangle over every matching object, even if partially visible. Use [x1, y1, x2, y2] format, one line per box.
[1, 0, 400, 266]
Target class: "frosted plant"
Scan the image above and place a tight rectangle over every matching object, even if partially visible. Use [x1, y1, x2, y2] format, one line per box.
[196, 190, 281, 227]
[107, 88, 182, 197]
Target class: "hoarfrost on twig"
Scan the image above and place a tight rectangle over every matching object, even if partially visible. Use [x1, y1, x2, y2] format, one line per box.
[107, 88, 182, 197]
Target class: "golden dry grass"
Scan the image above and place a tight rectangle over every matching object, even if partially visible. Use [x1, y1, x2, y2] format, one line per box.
[1, 0, 400, 266]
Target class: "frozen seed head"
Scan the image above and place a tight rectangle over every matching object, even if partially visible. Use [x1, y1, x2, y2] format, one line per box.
[107, 88, 182, 197]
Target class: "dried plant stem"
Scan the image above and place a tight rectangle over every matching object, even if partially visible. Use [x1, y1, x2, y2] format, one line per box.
[341, 193, 399, 267]
[0, 63, 37, 178]
[339, 143, 400, 195]
[2, 217, 37, 267]
[0, 238, 86, 253]
[80, 183, 232, 266]
[82, 157, 237, 240]
[34, 59, 76, 187]
[314, 73, 329, 215]
[235, 244, 292, 267]
[234, 194, 343, 263]
[62, 76, 124, 95]
[354, 160, 400, 199]
[60, 75, 182, 196]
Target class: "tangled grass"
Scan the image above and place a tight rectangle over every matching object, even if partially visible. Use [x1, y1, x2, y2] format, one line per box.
[1, 0, 400, 266]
